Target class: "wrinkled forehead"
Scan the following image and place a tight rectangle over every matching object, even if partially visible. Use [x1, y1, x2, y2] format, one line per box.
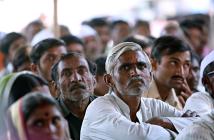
[115, 50, 151, 70]
[117, 50, 149, 63]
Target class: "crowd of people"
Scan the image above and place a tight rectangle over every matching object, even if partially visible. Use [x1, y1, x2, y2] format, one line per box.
[0, 13, 213, 140]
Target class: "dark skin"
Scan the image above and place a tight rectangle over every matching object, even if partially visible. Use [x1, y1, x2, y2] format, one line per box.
[153, 51, 192, 106]
[57, 55, 95, 120]
[106, 50, 197, 132]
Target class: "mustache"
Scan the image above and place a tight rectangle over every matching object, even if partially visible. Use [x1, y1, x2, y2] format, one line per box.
[171, 75, 184, 81]
[69, 82, 87, 91]
[128, 76, 144, 85]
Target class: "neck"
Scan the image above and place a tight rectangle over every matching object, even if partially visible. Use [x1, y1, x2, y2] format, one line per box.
[154, 77, 171, 101]
[116, 92, 141, 122]
[64, 98, 90, 119]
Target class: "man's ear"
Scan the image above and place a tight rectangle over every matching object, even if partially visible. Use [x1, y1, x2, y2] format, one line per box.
[104, 74, 114, 87]
[92, 76, 97, 87]
[151, 58, 158, 71]
[31, 63, 38, 74]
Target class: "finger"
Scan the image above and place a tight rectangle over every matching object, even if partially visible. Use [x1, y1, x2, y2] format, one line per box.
[178, 95, 185, 107]
[179, 92, 189, 101]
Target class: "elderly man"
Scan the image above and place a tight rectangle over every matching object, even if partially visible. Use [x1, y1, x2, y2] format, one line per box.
[51, 52, 96, 140]
[80, 42, 196, 140]
[184, 50, 214, 115]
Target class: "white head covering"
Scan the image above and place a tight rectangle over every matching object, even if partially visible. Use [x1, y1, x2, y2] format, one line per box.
[78, 25, 97, 39]
[31, 29, 54, 46]
[105, 42, 151, 74]
[200, 50, 214, 79]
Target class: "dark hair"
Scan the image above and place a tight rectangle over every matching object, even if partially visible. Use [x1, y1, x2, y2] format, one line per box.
[8, 73, 47, 107]
[111, 20, 129, 29]
[51, 52, 96, 83]
[151, 36, 191, 62]
[89, 18, 109, 28]
[179, 19, 203, 38]
[134, 20, 150, 29]
[30, 38, 65, 64]
[124, 36, 153, 50]
[21, 93, 58, 121]
[60, 35, 84, 46]
[95, 57, 106, 75]
[12, 46, 31, 72]
[0, 32, 25, 55]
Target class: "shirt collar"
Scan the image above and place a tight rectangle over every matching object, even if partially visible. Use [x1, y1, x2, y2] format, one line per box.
[110, 91, 143, 120]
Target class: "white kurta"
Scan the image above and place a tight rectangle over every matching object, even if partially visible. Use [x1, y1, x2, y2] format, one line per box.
[81, 92, 184, 140]
[184, 91, 214, 115]
[176, 110, 214, 140]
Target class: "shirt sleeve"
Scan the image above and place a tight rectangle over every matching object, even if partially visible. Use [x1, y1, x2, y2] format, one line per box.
[176, 123, 213, 140]
[184, 92, 212, 115]
[81, 97, 173, 140]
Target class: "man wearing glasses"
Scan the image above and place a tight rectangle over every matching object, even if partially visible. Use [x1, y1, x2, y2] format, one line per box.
[183, 50, 214, 115]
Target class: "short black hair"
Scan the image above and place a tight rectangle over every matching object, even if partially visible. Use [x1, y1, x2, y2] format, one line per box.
[30, 38, 65, 64]
[22, 93, 59, 121]
[134, 20, 150, 29]
[89, 18, 109, 28]
[12, 46, 31, 72]
[51, 52, 97, 83]
[0, 32, 25, 55]
[60, 35, 84, 46]
[124, 36, 154, 50]
[151, 36, 191, 62]
[95, 57, 106, 75]
[111, 20, 129, 29]
[9, 73, 47, 107]
[179, 19, 203, 37]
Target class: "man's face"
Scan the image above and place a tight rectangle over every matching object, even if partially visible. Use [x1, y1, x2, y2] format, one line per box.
[83, 35, 102, 60]
[187, 57, 200, 91]
[58, 56, 94, 102]
[153, 51, 191, 89]
[94, 26, 111, 48]
[38, 46, 66, 82]
[111, 50, 152, 96]
[9, 37, 27, 61]
[112, 23, 130, 44]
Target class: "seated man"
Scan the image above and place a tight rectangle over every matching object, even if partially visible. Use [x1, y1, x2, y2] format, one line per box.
[80, 42, 196, 140]
[184, 50, 214, 115]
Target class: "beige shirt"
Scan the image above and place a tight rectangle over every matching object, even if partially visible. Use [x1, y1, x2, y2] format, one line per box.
[144, 80, 183, 110]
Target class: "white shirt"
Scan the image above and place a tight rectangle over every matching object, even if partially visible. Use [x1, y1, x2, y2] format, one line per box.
[184, 92, 214, 115]
[176, 110, 214, 140]
[81, 92, 183, 140]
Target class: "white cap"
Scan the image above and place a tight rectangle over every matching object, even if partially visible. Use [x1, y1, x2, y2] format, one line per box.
[105, 42, 151, 74]
[31, 29, 54, 46]
[200, 50, 214, 79]
[78, 25, 97, 38]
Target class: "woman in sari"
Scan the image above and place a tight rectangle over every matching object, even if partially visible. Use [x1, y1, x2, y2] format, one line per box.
[7, 92, 70, 140]
[0, 71, 50, 138]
